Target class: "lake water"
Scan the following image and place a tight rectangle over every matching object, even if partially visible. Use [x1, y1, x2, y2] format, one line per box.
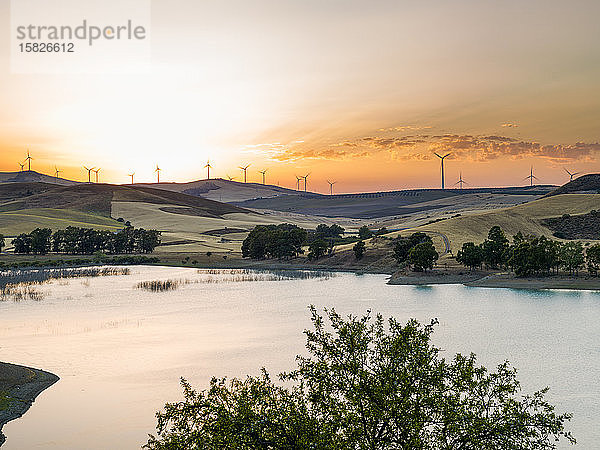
[0, 266, 598, 449]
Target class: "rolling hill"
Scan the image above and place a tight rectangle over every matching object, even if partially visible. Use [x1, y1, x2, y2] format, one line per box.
[0, 170, 78, 186]
[0, 183, 257, 243]
[408, 193, 600, 253]
[135, 178, 305, 203]
[234, 186, 556, 219]
[545, 173, 600, 196]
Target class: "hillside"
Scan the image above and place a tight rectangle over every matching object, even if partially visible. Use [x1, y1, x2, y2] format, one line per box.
[235, 186, 556, 219]
[542, 210, 600, 240]
[545, 173, 600, 196]
[0, 183, 256, 242]
[0, 170, 78, 186]
[135, 178, 304, 203]
[0, 183, 250, 218]
[408, 193, 600, 253]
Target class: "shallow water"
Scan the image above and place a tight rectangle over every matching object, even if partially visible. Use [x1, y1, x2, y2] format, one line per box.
[0, 266, 598, 449]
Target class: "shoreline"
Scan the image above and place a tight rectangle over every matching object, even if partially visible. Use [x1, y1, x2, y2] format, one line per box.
[2, 253, 600, 291]
[0, 362, 59, 447]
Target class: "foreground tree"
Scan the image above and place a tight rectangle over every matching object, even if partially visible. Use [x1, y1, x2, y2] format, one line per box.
[146, 308, 574, 450]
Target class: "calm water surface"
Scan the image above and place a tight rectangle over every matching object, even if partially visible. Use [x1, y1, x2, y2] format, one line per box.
[0, 266, 598, 449]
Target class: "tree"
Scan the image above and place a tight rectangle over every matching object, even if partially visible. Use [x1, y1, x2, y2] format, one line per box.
[0, 233, 4, 253]
[456, 242, 483, 270]
[146, 308, 575, 450]
[242, 224, 307, 260]
[353, 240, 365, 260]
[482, 226, 509, 268]
[560, 241, 585, 276]
[393, 232, 433, 264]
[408, 241, 438, 272]
[587, 244, 600, 276]
[358, 225, 373, 240]
[308, 239, 328, 260]
[30, 228, 52, 254]
[13, 233, 32, 254]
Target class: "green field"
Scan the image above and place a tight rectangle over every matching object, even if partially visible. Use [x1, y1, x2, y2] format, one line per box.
[0, 208, 123, 236]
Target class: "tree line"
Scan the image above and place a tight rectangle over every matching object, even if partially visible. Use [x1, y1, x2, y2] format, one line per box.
[242, 223, 389, 262]
[11, 226, 161, 255]
[456, 225, 600, 277]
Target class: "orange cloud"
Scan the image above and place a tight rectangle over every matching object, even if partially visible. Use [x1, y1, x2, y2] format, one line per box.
[266, 130, 600, 164]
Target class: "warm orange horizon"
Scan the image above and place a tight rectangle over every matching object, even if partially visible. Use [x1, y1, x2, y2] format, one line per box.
[1, 1, 599, 193]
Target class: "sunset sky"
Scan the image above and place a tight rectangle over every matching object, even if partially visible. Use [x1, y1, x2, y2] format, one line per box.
[1, 0, 599, 193]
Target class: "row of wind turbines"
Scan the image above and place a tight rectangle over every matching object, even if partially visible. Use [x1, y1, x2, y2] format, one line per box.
[16, 150, 584, 193]
[434, 152, 582, 189]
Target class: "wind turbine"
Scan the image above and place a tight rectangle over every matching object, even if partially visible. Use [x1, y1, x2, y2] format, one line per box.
[564, 168, 580, 182]
[258, 169, 268, 185]
[18, 162, 25, 171]
[295, 175, 302, 191]
[24, 150, 33, 171]
[226, 174, 236, 181]
[54, 166, 60, 180]
[454, 172, 467, 190]
[204, 160, 212, 179]
[239, 164, 250, 183]
[433, 152, 451, 189]
[524, 166, 538, 186]
[128, 172, 135, 184]
[93, 167, 101, 183]
[83, 166, 95, 183]
[327, 180, 337, 195]
[302, 173, 310, 192]
[155, 165, 161, 183]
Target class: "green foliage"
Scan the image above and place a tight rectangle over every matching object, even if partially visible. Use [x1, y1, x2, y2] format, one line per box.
[307, 239, 328, 261]
[314, 223, 344, 240]
[13, 233, 32, 254]
[408, 241, 438, 272]
[13, 226, 161, 255]
[481, 225, 509, 268]
[352, 240, 365, 260]
[559, 241, 585, 276]
[392, 232, 432, 264]
[456, 241, 484, 270]
[455, 226, 594, 278]
[0, 392, 11, 411]
[241, 224, 307, 260]
[146, 308, 575, 450]
[587, 244, 600, 276]
[358, 225, 373, 240]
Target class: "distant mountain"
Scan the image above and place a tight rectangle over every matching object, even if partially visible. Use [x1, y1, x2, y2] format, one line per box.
[0, 170, 78, 186]
[545, 174, 600, 197]
[135, 178, 308, 203]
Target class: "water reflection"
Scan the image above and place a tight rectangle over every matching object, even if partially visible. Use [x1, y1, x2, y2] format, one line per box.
[0, 266, 597, 449]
